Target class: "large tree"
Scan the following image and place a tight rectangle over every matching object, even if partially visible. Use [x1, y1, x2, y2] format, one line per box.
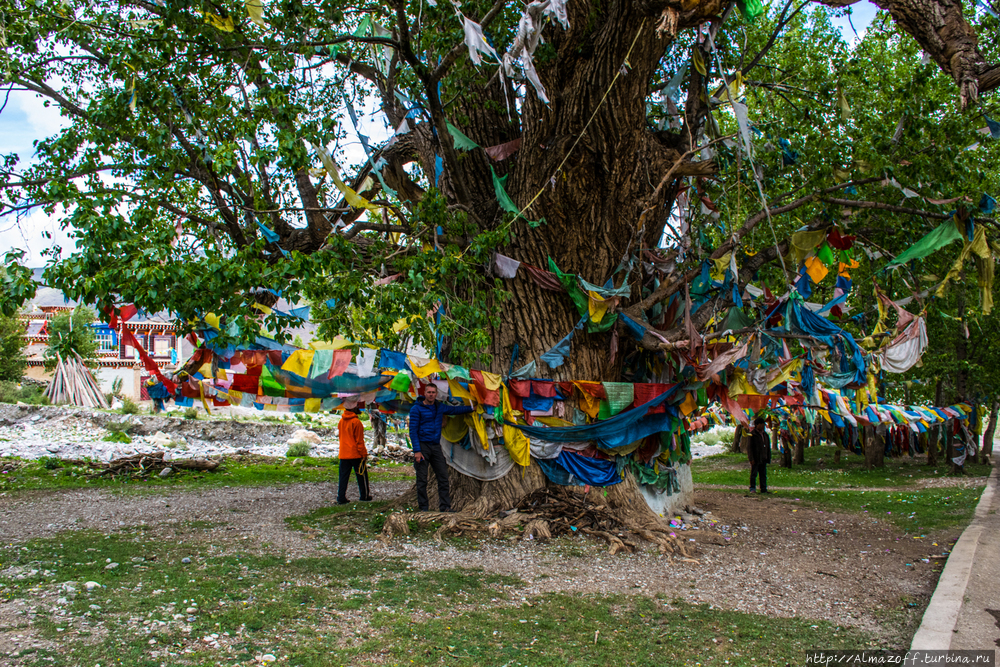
[2, 0, 998, 509]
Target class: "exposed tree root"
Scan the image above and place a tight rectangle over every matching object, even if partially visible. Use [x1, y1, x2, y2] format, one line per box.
[381, 468, 694, 556]
[68, 452, 221, 479]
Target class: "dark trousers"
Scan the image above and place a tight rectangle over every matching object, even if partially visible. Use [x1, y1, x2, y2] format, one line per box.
[750, 463, 768, 491]
[338, 458, 370, 502]
[415, 441, 451, 511]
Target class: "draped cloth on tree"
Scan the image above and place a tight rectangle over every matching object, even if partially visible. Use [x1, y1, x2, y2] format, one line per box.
[504, 386, 681, 449]
[879, 318, 929, 373]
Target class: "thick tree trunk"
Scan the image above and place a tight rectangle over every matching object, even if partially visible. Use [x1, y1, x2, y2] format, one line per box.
[793, 429, 806, 465]
[928, 424, 939, 466]
[863, 425, 884, 469]
[372, 414, 387, 450]
[982, 398, 999, 464]
[732, 424, 744, 454]
[434, 8, 721, 519]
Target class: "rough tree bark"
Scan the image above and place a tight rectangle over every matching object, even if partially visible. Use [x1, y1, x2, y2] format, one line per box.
[393, 1, 725, 518]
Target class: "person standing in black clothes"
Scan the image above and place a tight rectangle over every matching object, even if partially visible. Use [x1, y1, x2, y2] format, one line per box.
[407, 384, 473, 512]
[748, 416, 772, 493]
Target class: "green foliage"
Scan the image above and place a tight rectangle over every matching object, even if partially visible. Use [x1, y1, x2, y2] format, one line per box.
[104, 420, 135, 435]
[0, 528, 883, 664]
[39, 457, 62, 470]
[286, 442, 311, 457]
[110, 377, 124, 397]
[0, 250, 37, 317]
[1, 0, 996, 375]
[43, 307, 99, 371]
[0, 381, 48, 405]
[102, 431, 133, 443]
[183, 407, 199, 420]
[119, 397, 140, 415]
[0, 312, 28, 382]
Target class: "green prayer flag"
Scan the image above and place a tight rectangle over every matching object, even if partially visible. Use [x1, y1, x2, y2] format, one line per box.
[490, 166, 544, 228]
[388, 372, 411, 392]
[260, 365, 285, 397]
[887, 219, 963, 267]
[441, 365, 470, 381]
[603, 382, 634, 416]
[722, 306, 754, 331]
[548, 257, 618, 332]
[735, 0, 764, 22]
[447, 122, 479, 151]
[817, 242, 835, 266]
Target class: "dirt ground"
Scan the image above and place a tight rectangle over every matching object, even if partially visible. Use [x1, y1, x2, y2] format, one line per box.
[0, 474, 951, 650]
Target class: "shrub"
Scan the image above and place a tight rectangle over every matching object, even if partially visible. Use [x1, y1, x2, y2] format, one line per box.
[102, 431, 132, 443]
[286, 442, 311, 457]
[119, 397, 140, 415]
[105, 420, 134, 435]
[692, 426, 736, 447]
[39, 457, 62, 470]
[183, 408, 199, 420]
[368, 513, 387, 532]
[0, 381, 49, 405]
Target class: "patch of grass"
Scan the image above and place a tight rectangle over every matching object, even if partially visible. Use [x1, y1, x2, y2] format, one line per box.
[0, 381, 49, 405]
[774, 485, 987, 533]
[692, 445, 992, 489]
[182, 407, 199, 420]
[119, 396, 140, 415]
[1, 530, 883, 666]
[286, 441, 311, 457]
[0, 456, 343, 494]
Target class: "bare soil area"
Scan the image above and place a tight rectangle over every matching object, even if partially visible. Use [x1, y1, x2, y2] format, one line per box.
[0, 478, 950, 648]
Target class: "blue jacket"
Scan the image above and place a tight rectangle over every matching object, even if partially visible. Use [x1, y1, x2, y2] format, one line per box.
[408, 400, 473, 452]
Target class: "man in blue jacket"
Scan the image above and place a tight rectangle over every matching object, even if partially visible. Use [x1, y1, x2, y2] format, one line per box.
[408, 384, 473, 512]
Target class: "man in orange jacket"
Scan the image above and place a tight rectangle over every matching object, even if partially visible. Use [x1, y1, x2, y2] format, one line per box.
[337, 410, 372, 504]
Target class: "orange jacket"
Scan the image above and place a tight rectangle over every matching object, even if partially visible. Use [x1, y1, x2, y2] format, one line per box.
[338, 411, 367, 459]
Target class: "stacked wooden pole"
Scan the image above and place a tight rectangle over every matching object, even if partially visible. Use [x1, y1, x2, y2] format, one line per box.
[45, 352, 110, 408]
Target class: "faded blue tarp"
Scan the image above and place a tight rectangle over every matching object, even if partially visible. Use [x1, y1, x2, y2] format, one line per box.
[785, 300, 866, 384]
[505, 385, 681, 449]
[378, 349, 408, 370]
[536, 451, 622, 487]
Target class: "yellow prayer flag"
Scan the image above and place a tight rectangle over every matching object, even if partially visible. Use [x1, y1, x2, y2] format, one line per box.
[204, 12, 235, 31]
[310, 336, 353, 350]
[281, 349, 315, 377]
[680, 391, 698, 416]
[501, 387, 531, 467]
[314, 143, 379, 212]
[469, 410, 488, 449]
[448, 379, 472, 400]
[587, 291, 611, 324]
[479, 371, 502, 391]
[804, 256, 829, 283]
[246, 0, 267, 28]
[304, 398, 321, 413]
[408, 356, 442, 378]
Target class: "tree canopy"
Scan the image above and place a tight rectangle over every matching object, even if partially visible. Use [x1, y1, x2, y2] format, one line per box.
[44, 307, 99, 370]
[2, 0, 998, 381]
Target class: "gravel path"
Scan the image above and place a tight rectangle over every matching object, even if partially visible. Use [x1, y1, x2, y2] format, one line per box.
[0, 479, 952, 646]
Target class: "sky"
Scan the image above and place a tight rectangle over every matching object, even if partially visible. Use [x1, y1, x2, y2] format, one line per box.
[0, 2, 879, 270]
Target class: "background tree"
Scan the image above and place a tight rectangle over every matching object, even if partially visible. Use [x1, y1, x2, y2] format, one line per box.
[0, 313, 28, 382]
[43, 307, 99, 371]
[2, 0, 998, 507]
